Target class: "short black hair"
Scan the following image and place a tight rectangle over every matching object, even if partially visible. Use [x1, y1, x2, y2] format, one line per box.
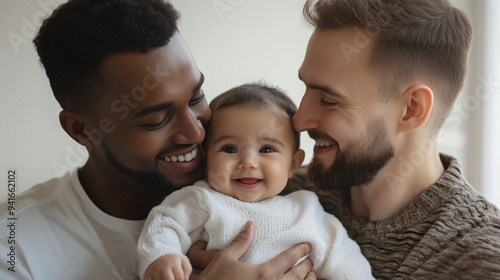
[209, 83, 300, 150]
[33, 0, 180, 111]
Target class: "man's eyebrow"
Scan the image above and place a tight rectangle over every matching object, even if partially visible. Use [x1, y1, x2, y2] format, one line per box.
[298, 70, 345, 99]
[135, 102, 173, 118]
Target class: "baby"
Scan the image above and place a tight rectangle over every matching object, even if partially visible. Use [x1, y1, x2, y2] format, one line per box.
[138, 83, 373, 280]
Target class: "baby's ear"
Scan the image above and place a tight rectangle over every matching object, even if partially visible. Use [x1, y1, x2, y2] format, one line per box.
[289, 149, 305, 178]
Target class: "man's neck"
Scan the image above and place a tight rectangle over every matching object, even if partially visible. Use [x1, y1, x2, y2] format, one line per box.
[78, 159, 165, 220]
[350, 151, 445, 221]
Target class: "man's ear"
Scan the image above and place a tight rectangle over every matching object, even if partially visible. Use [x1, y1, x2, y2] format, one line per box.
[289, 149, 306, 178]
[397, 85, 434, 133]
[59, 110, 96, 148]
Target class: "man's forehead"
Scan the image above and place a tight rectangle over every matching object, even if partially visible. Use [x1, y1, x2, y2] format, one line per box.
[99, 32, 193, 83]
[91, 47, 202, 119]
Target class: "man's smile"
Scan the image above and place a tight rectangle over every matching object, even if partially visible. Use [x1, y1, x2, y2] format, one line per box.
[161, 147, 198, 163]
[312, 139, 338, 157]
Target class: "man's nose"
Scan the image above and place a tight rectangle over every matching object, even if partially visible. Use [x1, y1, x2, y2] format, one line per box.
[172, 109, 205, 144]
[293, 92, 321, 132]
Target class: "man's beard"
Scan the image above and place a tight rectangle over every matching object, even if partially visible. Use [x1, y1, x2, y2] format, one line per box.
[308, 118, 394, 194]
[102, 141, 184, 196]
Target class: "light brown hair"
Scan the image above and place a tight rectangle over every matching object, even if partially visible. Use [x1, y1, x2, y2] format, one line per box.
[303, 0, 473, 130]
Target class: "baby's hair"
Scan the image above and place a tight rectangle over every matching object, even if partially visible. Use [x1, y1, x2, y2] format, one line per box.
[209, 83, 300, 150]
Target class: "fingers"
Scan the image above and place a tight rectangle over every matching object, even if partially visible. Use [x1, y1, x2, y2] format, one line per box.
[144, 255, 192, 280]
[194, 223, 314, 280]
[181, 257, 193, 280]
[265, 242, 312, 276]
[187, 225, 255, 270]
[187, 240, 218, 269]
[220, 221, 255, 259]
[305, 271, 317, 280]
[193, 222, 257, 280]
[280, 257, 315, 280]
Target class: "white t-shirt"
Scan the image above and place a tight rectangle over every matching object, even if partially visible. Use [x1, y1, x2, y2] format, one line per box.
[0, 170, 144, 280]
[138, 180, 374, 280]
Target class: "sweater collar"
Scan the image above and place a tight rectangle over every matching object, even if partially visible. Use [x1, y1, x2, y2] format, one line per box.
[341, 154, 467, 233]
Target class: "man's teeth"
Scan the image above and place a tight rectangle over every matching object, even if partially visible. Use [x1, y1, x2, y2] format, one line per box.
[164, 148, 197, 163]
[315, 141, 335, 147]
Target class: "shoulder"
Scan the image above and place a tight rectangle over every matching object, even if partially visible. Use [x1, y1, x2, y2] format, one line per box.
[0, 172, 73, 222]
[436, 161, 500, 229]
[0, 172, 79, 278]
[156, 180, 225, 212]
[431, 155, 500, 228]
[422, 157, 500, 263]
[437, 186, 500, 247]
[280, 191, 341, 222]
[190, 180, 241, 204]
[162, 180, 210, 199]
[283, 190, 321, 203]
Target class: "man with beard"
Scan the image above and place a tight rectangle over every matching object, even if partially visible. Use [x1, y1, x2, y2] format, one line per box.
[0, 0, 314, 279]
[284, 0, 500, 279]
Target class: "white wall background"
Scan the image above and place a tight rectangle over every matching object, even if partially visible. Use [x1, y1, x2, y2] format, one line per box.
[1, 0, 499, 206]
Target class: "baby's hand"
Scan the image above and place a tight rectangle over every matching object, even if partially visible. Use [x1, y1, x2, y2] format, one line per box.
[144, 254, 192, 280]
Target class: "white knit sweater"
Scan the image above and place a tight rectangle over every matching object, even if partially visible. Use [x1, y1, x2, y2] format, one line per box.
[138, 180, 373, 279]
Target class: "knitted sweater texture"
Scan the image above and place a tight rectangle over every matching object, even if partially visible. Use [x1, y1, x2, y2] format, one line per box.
[138, 180, 374, 280]
[284, 155, 500, 279]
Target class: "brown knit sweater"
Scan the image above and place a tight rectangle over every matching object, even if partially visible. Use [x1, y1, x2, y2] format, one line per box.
[284, 155, 500, 279]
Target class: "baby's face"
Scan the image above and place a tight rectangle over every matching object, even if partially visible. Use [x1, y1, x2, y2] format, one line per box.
[205, 105, 303, 202]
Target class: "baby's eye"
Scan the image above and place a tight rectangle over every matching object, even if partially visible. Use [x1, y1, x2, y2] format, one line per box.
[222, 145, 238, 154]
[259, 146, 275, 153]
